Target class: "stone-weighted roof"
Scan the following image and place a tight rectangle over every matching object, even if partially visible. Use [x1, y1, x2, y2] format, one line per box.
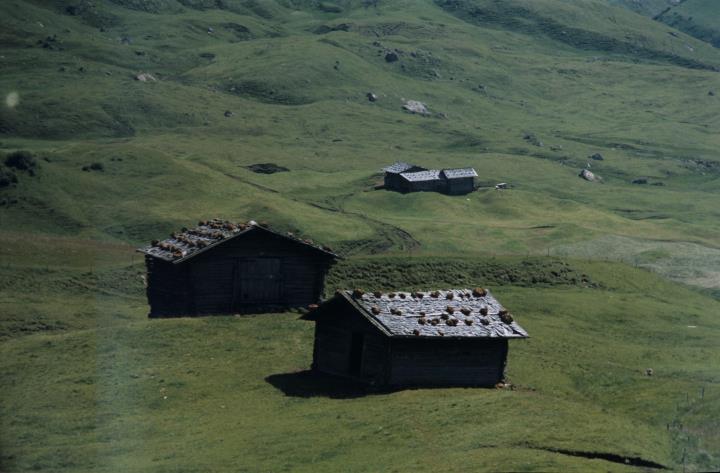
[138, 219, 338, 264]
[400, 170, 442, 182]
[311, 289, 528, 339]
[442, 168, 478, 179]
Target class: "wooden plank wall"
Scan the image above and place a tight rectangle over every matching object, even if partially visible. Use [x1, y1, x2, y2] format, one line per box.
[446, 177, 475, 195]
[389, 338, 508, 387]
[312, 302, 390, 384]
[146, 230, 334, 316]
[146, 256, 193, 317]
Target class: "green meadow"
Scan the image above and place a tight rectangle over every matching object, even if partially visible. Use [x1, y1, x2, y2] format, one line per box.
[1, 0, 719, 471]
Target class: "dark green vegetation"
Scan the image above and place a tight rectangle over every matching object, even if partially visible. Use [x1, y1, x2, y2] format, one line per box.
[1, 0, 719, 471]
[612, 0, 720, 48]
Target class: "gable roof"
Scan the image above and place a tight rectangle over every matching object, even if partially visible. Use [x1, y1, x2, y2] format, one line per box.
[138, 219, 339, 264]
[400, 170, 442, 182]
[383, 161, 424, 174]
[307, 289, 528, 339]
[442, 168, 478, 179]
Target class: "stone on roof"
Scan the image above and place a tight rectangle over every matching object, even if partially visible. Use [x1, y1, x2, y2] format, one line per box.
[327, 289, 529, 339]
[138, 219, 338, 263]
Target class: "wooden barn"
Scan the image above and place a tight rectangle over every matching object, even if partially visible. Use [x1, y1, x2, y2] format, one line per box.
[441, 168, 478, 195]
[303, 288, 528, 387]
[382, 161, 427, 191]
[138, 219, 338, 317]
[382, 162, 478, 195]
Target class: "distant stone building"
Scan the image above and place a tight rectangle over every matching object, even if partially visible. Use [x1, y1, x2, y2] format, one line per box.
[138, 219, 338, 317]
[382, 161, 477, 195]
[303, 288, 528, 387]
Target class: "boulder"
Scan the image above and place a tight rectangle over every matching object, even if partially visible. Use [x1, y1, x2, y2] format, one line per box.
[590, 153, 604, 161]
[224, 110, 234, 118]
[135, 73, 157, 82]
[631, 178, 648, 185]
[402, 100, 429, 115]
[366, 92, 377, 102]
[385, 51, 399, 63]
[579, 169, 600, 182]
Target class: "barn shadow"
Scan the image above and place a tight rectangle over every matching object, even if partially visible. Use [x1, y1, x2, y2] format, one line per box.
[265, 370, 380, 399]
[266, 370, 500, 398]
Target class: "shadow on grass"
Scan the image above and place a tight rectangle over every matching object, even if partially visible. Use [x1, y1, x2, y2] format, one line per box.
[266, 370, 501, 398]
[265, 370, 375, 399]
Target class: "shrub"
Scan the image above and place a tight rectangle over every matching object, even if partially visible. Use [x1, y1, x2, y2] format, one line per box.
[0, 168, 18, 188]
[4, 150, 37, 171]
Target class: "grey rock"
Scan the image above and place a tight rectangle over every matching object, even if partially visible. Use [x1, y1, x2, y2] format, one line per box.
[579, 169, 600, 182]
[402, 100, 429, 115]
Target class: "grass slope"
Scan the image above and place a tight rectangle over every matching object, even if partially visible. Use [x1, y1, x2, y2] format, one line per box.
[1, 239, 719, 472]
[1, 0, 720, 471]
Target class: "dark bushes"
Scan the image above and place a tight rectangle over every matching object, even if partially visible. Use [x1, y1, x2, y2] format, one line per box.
[5, 150, 37, 172]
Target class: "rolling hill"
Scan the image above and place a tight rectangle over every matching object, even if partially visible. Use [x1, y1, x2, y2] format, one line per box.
[1, 0, 719, 471]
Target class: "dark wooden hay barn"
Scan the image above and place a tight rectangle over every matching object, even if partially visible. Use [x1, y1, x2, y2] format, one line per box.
[138, 219, 338, 317]
[303, 288, 528, 387]
[441, 168, 478, 195]
[382, 162, 478, 195]
[382, 161, 427, 190]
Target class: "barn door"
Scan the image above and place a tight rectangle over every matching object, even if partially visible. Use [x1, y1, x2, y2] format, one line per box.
[235, 258, 282, 306]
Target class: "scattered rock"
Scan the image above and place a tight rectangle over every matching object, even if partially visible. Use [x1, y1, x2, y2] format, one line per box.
[709, 90, 716, 96]
[120, 36, 132, 45]
[224, 110, 234, 118]
[245, 163, 289, 174]
[523, 132, 543, 147]
[134, 72, 157, 82]
[495, 182, 508, 190]
[318, 2, 342, 13]
[82, 162, 104, 172]
[631, 178, 648, 185]
[402, 100, 429, 115]
[199, 52, 216, 60]
[645, 368, 654, 376]
[579, 169, 600, 182]
[37, 35, 62, 50]
[550, 145, 563, 151]
[207, 27, 214, 34]
[385, 51, 399, 63]
[366, 92, 377, 102]
[135, 50, 146, 56]
[590, 153, 604, 161]
[314, 23, 351, 34]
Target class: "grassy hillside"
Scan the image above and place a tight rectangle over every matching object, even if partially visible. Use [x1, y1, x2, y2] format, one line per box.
[1, 0, 719, 471]
[656, 0, 720, 48]
[610, 0, 720, 48]
[1, 238, 719, 472]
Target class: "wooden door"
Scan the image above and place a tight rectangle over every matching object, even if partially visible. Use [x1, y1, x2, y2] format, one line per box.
[235, 258, 282, 306]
